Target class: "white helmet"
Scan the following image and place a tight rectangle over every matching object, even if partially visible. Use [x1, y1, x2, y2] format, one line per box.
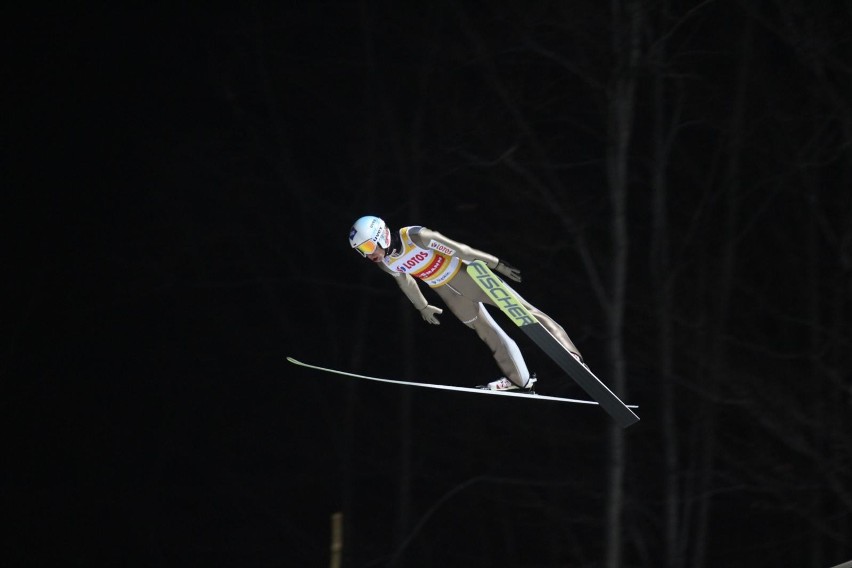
[349, 215, 391, 256]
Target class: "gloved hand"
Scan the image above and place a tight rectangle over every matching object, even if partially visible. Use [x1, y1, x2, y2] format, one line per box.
[419, 305, 443, 324]
[494, 260, 522, 282]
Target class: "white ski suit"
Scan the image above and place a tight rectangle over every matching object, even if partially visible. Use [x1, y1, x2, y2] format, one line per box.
[377, 226, 581, 387]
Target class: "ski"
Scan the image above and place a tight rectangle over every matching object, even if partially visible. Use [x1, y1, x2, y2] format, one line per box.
[286, 357, 610, 406]
[467, 261, 641, 428]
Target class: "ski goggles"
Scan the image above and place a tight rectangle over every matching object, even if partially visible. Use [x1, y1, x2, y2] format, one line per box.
[354, 239, 378, 256]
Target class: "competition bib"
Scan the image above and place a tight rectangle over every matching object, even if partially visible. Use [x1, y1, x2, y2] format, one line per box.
[383, 227, 461, 287]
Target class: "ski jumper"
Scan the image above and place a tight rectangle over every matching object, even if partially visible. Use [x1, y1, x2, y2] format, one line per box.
[378, 226, 581, 387]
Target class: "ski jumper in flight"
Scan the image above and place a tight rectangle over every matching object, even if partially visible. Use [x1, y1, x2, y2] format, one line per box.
[348, 215, 585, 390]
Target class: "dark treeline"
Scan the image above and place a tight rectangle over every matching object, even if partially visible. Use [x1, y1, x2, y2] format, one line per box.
[6, 2, 851, 567]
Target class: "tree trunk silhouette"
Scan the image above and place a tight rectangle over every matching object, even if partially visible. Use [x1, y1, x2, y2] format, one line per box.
[648, 3, 682, 564]
[603, 2, 642, 567]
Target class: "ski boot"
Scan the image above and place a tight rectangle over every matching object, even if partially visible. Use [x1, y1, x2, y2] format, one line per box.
[477, 373, 537, 392]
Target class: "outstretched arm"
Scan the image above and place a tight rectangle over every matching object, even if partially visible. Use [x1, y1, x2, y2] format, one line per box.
[412, 227, 522, 282]
[378, 263, 444, 324]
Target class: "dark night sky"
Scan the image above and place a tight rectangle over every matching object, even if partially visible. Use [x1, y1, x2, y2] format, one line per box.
[6, 3, 852, 567]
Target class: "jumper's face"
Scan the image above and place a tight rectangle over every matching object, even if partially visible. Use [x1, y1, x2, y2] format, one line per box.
[352, 225, 390, 262]
[366, 247, 386, 262]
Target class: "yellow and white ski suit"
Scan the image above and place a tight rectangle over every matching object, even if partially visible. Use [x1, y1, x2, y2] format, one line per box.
[378, 226, 581, 387]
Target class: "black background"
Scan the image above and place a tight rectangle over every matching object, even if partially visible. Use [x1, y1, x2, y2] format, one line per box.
[6, 3, 852, 567]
